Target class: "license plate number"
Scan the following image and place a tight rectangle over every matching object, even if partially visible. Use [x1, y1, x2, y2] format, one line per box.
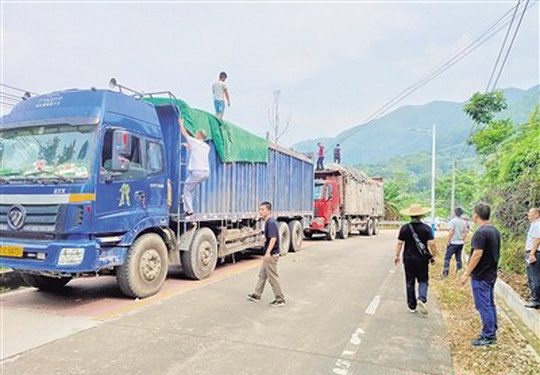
[0, 245, 24, 258]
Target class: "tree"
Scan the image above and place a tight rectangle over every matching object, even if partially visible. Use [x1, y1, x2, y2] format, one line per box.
[464, 91, 507, 125]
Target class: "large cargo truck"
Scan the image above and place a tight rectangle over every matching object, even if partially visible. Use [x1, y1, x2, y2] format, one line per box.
[305, 165, 384, 240]
[0, 87, 313, 298]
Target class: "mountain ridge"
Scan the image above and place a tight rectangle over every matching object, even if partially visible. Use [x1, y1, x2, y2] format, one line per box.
[293, 85, 539, 166]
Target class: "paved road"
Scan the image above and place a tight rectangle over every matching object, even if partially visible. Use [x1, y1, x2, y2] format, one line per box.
[1, 230, 452, 375]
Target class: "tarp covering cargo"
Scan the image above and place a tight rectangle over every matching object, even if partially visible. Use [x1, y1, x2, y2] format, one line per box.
[145, 97, 268, 163]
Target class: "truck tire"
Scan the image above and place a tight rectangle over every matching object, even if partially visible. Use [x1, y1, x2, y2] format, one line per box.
[364, 219, 374, 237]
[21, 273, 72, 291]
[278, 222, 291, 256]
[326, 219, 337, 241]
[181, 228, 218, 280]
[372, 219, 380, 236]
[117, 233, 168, 298]
[338, 219, 350, 239]
[288, 220, 303, 252]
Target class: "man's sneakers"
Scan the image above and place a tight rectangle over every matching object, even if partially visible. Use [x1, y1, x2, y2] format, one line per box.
[471, 336, 497, 347]
[524, 301, 540, 309]
[269, 299, 286, 307]
[408, 308, 417, 313]
[417, 300, 428, 315]
[247, 294, 261, 302]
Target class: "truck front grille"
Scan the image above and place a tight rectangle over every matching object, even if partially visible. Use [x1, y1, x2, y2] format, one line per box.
[0, 204, 61, 239]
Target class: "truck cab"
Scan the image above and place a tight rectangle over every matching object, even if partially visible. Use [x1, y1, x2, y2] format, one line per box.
[309, 176, 342, 240]
[0, 89, 171, 297]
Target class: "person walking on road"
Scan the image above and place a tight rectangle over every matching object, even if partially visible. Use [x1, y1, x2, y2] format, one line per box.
[525, 207, 540, 309]
[442, 207, 469, 278]
[460, 202, 501, 347]
[248, 202, 286, 307]
[316, 142, 325, 170]
[394, 204, 437, 315]
[333, 144, 341, 164]
[178, 116, 210, 217]
[212, 71, 230, 119]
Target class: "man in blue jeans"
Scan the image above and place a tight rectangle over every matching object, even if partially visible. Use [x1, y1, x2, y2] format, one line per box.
[460, 202, 501, 347]
[443, 207, 469, 277]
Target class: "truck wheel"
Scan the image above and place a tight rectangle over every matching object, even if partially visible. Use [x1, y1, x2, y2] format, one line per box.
[326, 219, 337, 241]
[181, 228, 218, 280]
[372, 219, 380, 235]
[117, 233, 168, 298]
[288, 220, 303, 252]
[278, 222, 291, 256]
[338, 219, 350, 239]
[364, 219, 374, 237]
[21, 273, 72, 291]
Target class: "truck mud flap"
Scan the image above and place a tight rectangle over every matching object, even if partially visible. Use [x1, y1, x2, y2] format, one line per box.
[177, 225, 198, 252]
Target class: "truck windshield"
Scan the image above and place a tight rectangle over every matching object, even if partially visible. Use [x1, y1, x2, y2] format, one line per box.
[314, 182, 325, 200]
[0, 124, 96, 182]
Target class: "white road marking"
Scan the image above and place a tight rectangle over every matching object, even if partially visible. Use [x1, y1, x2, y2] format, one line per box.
[332, 327, 366, 374]
[365, 295, 381, 315]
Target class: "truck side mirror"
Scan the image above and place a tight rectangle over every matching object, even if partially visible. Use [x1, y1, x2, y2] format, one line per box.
[111, 130, 132, 172]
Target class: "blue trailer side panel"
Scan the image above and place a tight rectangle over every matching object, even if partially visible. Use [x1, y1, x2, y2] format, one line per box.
[154, 105, 313, 221]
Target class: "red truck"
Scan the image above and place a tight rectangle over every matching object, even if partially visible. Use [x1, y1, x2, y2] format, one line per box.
[305, 166, 384, 240]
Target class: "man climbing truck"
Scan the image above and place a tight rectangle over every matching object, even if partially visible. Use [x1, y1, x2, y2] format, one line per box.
[0, 84, 313, 298]
[305, 165, 384, 240]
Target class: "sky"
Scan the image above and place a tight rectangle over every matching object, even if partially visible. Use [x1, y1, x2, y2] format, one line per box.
[1, 0, 538, 146]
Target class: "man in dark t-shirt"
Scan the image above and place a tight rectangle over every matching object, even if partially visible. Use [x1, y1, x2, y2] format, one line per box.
[460, 202, 501, 347]
[248, 202, 285, 307]
[394, 204, 437, 315]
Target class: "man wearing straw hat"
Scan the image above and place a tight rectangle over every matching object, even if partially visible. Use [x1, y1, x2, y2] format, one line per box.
[394, 204, 438, 314]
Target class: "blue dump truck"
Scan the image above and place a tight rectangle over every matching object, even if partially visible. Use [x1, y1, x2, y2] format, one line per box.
[0, 86, 313, 298]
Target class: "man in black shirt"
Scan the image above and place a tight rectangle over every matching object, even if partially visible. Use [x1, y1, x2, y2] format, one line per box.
[394, 204, 437, 315]
[248, 202, 286, 307]
[460, 202, 501, 347]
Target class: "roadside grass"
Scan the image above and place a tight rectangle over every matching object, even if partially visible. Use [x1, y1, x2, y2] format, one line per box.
[432, 238, 540, 375]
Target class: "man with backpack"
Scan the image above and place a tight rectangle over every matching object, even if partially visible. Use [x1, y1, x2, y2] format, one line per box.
[394, 204, 438, 315]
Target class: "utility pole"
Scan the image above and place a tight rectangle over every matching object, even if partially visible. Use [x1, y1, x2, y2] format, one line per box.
[450, 159, 457, 217]
[430, 124, 436, 233]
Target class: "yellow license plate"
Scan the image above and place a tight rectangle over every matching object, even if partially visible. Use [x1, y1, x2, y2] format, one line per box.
[0, 245, 24, 258]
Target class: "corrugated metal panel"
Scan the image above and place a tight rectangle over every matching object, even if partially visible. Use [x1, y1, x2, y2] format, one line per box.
[178, 144, 313, 220]
[155, 104, 313, 221]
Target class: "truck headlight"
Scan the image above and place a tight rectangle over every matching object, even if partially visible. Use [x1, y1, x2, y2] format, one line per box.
[58, 248, 85, 265]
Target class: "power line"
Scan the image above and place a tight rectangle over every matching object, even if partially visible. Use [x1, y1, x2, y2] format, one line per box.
[491, 0, 530, 91]
[0, 90, 24, 101]
[456, 0, 532, 162]
[336, 1, 529, 146]
[0, 83, 38, 96]
[0, 101, 16, 107]
[485, 0, 522, 93]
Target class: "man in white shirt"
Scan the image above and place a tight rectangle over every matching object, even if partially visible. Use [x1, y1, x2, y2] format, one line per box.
[442, 207, 469, 278]
[525, 207, 540, 309]
[212, 72, 231, 119]
[178, 116, 210, 217]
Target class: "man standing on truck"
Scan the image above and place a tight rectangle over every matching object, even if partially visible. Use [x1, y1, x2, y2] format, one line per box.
[248, 202, 286, 307]
[316, 142, 325, 170]
[212, 71, 230, 119]
[394, 204, 437, 315]
[333, 144, 341, 164]
[178, 116, 210, 217]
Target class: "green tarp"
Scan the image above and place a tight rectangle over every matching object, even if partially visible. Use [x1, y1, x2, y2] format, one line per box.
[145, 97, 269, 163]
